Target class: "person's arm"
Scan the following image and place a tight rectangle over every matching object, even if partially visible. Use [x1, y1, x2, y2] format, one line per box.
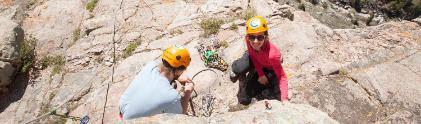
[181, 90, 192, 114]
[180, 81, 194, 114]
[269, 50, 289, 102]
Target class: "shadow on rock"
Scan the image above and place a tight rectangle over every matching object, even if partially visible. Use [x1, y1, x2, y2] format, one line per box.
[0, 73, 29, 113]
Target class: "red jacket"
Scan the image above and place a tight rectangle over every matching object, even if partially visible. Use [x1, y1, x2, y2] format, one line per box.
[246, 38, 289, 101]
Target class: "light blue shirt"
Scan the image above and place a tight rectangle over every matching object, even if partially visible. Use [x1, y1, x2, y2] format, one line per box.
[119, 61, 182, 120]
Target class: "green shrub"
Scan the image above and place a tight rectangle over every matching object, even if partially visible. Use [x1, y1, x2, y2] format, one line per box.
[386, 0, 405, 11]
[40, 56, 53, 69]
[86, 0, 99, 12]
[41, 55, 65, 68]
[26, 0, 37, 9]
[170, 29, 183, 35]
[339, 68, 348, 77]
[39, 55, 66, 76]
[123, 40, 141, 58]
[200, 18, 224, 37]
[51, 66, 61, 76]
[72, 27, 80, 43]
[40, 55, 65, 76]
[49, 92, 56, 101]
[220, 40, 229, 48]
[20, 35, 37, 73]
[229, 23, 238, 30]
[242, 9, 256, 20]
[384, 0, 421, 19]
[55, 56, 65, 66]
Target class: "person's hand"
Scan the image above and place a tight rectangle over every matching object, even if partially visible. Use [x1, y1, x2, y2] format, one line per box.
[184, 82, 194, 94]
[178, 76, 192, 85]
[258, 75, 268, 85]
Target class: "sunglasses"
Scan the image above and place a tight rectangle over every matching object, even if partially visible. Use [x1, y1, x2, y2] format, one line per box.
[248, 35, 265, 41]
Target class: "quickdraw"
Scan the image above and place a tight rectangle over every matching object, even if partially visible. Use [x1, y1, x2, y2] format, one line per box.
[196, 39, 228, 71]
[173, 68, 218, 117]
[201, 93, 215, 117]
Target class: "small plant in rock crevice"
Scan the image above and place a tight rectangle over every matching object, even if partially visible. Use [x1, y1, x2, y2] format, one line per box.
[123, 39, 141, 58]
[242, 8, 256, 20]
[39, 55, 65, 76]
[229, 23, 238, 30]
[200, 18, 224, 37]
[86, 0, 99, 13]
[20, 34, 37, 73]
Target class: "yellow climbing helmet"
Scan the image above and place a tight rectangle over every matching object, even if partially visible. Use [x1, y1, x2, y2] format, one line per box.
[246, 16, 268, 34]
[162, 45, 191, 68]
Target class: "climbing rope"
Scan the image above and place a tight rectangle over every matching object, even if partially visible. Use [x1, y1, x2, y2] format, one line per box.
[101, 9, 117, 124]
[174, 68, 218, 117]
[49, 111, 81, 122]
[189, 68, 218, 117]
[28, 8, 116, 124]
[24, 78, 95, 124]
[24, 102, 66, 123]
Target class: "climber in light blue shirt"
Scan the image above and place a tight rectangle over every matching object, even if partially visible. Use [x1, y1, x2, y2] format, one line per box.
[119, 45, 194, 120]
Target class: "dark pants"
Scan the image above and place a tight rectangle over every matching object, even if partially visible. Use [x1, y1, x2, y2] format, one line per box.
[232, 53, 281, 105]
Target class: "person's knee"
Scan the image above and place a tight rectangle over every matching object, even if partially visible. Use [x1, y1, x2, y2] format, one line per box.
[232, 61, 248, 74]
[238, 97, 252, 105]
[232, 53, 250, 74]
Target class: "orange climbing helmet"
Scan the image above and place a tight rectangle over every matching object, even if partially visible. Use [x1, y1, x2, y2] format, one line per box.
[246, 16, 268, 34]
[162, 45, 191, 68]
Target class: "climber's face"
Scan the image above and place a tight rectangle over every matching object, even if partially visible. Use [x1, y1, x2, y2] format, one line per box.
[247, 32, 266, 51]
[172, 68, 185, 82]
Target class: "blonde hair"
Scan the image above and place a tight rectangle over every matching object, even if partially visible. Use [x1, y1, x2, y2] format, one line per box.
[158, 60, 174, 76]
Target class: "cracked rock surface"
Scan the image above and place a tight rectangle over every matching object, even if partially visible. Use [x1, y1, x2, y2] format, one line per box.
[0, 0, 420, 123]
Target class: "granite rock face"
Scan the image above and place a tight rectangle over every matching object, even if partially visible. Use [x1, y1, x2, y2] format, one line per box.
[0, 0, 420, 124]
[0, 17, 21, 94]
[127, 100, 339, 124]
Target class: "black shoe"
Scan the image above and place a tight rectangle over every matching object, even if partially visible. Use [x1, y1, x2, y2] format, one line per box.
[229, 71, 238, 83]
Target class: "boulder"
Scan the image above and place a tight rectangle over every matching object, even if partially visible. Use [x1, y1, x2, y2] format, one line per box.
[22, 0, 85, 55]
[0, 61, 15, 93]
[0, 17, 20, 63]
[250, 0, 274, 17]
[0, 17, 20, 93]
[412, 17, 421, 25]
[126, 101, 339, 124]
